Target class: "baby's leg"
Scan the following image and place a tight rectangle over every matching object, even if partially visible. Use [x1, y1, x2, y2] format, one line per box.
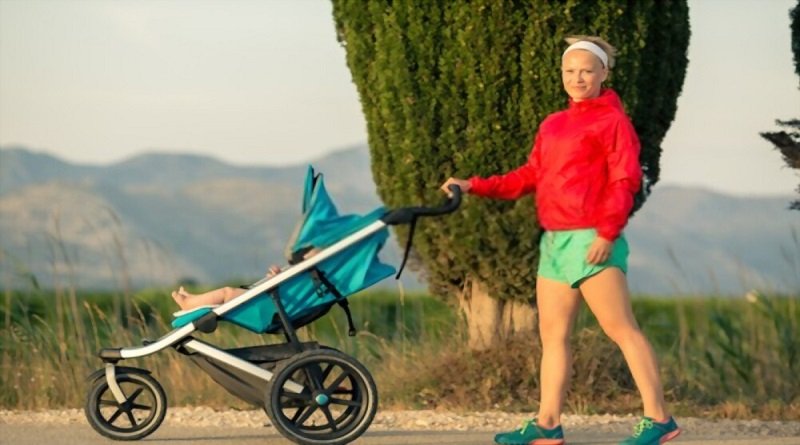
[172, 286, 246, 310]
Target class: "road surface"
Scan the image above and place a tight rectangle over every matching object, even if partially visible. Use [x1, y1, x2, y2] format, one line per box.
[2, 423, 799, 445]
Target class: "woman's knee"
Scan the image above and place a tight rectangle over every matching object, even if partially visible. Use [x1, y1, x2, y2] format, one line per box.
[601, 322, 643, 346]
[539, 319, 572, 346]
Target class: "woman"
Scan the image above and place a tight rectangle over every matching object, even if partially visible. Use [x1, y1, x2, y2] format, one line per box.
[440, 36, 680, 445]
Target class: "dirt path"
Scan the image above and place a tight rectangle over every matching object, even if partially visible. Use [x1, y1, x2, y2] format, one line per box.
[1, 408, 799, 444]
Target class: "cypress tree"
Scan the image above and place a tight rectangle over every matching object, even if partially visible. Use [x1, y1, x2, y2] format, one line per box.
[760, 0, 800, 209]
[332, 1, 690, 349]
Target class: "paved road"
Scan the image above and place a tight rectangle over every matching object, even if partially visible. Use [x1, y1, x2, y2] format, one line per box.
[2, 424, 799, 445]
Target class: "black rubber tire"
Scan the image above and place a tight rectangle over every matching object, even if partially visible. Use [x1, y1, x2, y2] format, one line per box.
[265, 349, 378, 445]
[84, 370, 167, 441]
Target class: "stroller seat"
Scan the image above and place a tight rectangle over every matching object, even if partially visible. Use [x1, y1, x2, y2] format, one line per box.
[170, 167, 396, 334]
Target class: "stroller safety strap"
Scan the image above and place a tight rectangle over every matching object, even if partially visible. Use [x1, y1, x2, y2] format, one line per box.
[310, 268, 357, 336]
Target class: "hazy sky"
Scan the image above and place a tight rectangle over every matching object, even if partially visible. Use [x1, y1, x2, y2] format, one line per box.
[1, 0, 798, 196]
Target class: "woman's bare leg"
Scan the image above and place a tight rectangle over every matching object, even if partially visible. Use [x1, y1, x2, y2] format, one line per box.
[171, 286, 246, 310]
[536, 276, 582, 428]
[579, 267, 669, 420]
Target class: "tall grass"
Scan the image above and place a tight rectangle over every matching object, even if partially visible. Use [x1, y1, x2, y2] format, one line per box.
[0, 283, 454, 410]
[0, 282, 798, 419]
[352, 293, 800, 419]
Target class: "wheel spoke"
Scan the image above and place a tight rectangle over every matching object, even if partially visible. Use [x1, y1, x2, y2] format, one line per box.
[290, 405, 307, 423]
[331, 387, 355, 395]
[282, 400, 309, 409]
[329, 397, 360, 407]
[320, 405, 338, 432]
[325, 370, 352, 394]
[279, 382, 313, 416]
[281, 392, 312, 401]
[303, 364, 325, 392]
[107, 408, 124, 424]
[130, 403, 152, 411]
[126, 388, 145, 404]
[125, 409, 138, 427]
[320, 363, 334, 383]
[99, 399, 119, 407]
[293, 404, 318, 426]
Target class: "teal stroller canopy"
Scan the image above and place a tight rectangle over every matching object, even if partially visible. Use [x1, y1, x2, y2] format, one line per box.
[172, 167, 396, 333]
[285, 166, 389, 262]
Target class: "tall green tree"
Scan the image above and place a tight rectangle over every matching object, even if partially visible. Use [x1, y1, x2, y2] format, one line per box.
[332, 1, 690, 349]
[761, 0, 800, 209]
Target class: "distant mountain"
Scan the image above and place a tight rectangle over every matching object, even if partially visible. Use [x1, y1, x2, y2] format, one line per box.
[0, 145, 388, 291]
[1, 145, 797, 295]
[0, 146, 95, 191]
[626, 187, 799, 295]
[0, 144, 374, 196]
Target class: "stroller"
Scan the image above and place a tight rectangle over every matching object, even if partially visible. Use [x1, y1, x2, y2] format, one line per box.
[84, 167, 462, 445]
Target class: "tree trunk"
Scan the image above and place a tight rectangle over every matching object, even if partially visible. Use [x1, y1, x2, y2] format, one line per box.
[457, 277, 538, 351]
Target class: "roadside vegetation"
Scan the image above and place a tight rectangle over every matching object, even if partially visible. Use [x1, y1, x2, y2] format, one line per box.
[1, 285, 798, 420]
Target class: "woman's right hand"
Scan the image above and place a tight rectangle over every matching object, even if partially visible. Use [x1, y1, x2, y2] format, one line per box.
[440, 177, 471, 197]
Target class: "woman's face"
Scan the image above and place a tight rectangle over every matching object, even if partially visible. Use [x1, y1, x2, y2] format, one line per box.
[561, 49, 608, 102]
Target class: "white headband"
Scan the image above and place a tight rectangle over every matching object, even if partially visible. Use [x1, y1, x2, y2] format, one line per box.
[562, 41, 608, 67]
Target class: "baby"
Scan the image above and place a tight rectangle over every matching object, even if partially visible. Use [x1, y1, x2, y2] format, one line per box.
[170, 265, 282, 311]
[171, 248, 320, 311]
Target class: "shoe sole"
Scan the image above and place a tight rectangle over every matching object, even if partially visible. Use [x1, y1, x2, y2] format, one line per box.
[660, 428, 681, 444]
[528, 440, 565, 445]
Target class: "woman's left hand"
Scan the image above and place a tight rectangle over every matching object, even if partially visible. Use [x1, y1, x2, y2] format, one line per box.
[586, 236, 613, 265]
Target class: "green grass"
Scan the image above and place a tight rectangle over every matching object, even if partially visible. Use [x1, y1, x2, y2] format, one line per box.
[1, 286, 798, 420]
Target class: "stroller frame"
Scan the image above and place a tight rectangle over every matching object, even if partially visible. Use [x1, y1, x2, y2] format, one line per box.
[84, 176, 462, 445]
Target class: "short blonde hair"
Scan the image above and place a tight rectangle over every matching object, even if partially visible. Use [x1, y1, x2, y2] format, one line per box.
[565, 35, 617, 68]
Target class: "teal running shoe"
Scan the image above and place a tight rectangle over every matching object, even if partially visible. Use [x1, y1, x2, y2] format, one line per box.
[619, 417, 681, 445]
[494, 418, 565, 445]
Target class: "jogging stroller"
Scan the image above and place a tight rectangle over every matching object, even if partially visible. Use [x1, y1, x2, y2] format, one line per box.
[84, 167, 462, 445]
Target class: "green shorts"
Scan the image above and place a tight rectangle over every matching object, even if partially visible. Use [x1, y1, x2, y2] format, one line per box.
[538, 229, 629, 288]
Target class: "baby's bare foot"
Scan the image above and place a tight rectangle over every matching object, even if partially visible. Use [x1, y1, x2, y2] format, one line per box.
[171, 290, 188, 310]
[177, 286, 195, 298]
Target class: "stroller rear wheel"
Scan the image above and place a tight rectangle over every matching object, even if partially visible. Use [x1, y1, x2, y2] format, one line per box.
[265, 349, 378, 445]
[84, 369, 167, 441]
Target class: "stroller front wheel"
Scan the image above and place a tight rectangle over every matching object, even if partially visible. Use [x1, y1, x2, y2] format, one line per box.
[265, 349, 378, 445]
[84, 369, 167, 441]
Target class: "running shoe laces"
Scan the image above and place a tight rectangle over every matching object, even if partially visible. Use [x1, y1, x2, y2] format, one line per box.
[518, 419, 535, 436]
[632, 418, 654, 437]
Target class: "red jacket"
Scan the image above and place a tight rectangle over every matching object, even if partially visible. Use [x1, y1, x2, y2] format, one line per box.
[468, 89, 642, 241]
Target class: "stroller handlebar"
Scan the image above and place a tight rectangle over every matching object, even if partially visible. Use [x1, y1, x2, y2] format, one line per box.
[381, 185, 462, 225]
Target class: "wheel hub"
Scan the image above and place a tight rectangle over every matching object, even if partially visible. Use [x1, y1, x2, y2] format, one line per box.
[314, 393, 330, 406]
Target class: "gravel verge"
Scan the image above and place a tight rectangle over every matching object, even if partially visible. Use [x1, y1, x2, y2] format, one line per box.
[2, 408, 799, 438]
